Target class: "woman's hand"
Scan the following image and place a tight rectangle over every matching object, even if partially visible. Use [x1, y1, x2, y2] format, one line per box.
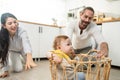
[0, 71, 9, 78]
[25, 53, 37, 70]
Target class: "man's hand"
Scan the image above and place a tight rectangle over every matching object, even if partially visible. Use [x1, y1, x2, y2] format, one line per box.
[100, 42, 109, 57]
[96, 50, 104, 58]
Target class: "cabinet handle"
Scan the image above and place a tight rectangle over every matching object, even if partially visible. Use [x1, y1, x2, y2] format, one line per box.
[41, 27, 43, 33]
[39, 27, 40, 33]
[39, 26, 42, 33]
[39, 26, 43, 33]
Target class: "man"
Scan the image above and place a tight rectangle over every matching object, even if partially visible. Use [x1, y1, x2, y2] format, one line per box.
[65, 7, 108, 57]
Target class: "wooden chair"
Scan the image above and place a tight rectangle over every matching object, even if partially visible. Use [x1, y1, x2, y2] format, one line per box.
[48, 50, 112, 80]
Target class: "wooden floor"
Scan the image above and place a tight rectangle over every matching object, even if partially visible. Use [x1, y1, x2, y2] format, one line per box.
[0, 59, 120, 80]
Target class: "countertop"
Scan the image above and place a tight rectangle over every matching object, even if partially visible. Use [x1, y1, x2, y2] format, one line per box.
[18, 20, 64, 28]
[19, 18, 120, 26]
[96, 18, 120, 25]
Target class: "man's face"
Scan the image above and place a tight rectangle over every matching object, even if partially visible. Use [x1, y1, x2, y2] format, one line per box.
[80, 9, 94, 29]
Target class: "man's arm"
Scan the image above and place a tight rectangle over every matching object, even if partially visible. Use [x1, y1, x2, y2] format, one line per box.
[64, 20, 75, 40]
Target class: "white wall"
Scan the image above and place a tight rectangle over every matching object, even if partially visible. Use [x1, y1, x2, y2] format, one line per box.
[0, 0, 67, 26]
[1, 0, 120, 26]
[66, 0, 120, 18]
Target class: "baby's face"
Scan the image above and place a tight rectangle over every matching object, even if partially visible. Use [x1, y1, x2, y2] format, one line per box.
[60, 38, 73, 54]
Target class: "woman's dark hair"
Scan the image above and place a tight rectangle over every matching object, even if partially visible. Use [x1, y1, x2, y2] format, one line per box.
[0, 27, 9, 65]
[1, 12, 17, 25]
[0, 13, 16, 65]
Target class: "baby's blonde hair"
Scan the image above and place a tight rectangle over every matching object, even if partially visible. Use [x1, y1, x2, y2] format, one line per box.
[53, 35, 69, 50]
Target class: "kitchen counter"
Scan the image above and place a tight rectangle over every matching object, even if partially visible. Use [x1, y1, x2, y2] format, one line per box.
[18, 19, 120, 26]
[18, 20, 64, 28]
[95, 18, 120, 25]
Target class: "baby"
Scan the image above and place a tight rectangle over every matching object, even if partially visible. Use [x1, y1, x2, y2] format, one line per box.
[46, 35, 85, 80]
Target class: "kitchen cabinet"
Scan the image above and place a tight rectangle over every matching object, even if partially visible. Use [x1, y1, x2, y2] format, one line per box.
[102, 21, 120, 66]
[39, 25, 60, 58]
[19, 22, 60, 58]
[19, 22, 40, 58]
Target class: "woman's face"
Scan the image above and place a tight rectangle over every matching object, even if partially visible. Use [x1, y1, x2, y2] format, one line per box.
[3, 17, 18, 36]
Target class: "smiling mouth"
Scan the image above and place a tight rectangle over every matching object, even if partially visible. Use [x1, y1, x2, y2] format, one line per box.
[11, 30, 16, 32]
[83, 21, 90, 26]
[11, 28, 17, 30]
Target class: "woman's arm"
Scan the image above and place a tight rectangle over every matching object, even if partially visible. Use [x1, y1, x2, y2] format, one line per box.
[25, 53, 37, 70]
[19, 28, 37, 70]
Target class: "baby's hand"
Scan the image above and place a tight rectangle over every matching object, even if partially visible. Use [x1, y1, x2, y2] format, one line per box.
[53, 54, 62, 64]
[70, 50, 76, 58]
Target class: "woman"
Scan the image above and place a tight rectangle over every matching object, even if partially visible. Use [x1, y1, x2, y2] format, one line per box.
[0, 13, 37, 77]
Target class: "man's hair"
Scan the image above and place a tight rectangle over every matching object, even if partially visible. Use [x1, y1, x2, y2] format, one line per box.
[82, 7, 94, 14]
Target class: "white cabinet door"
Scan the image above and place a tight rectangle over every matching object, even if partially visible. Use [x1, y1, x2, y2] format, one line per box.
[39, 26, 60, 58]
[19, 22, 60, 58]
[102, 22, 120, 66]
[19, 22, 40, 58]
